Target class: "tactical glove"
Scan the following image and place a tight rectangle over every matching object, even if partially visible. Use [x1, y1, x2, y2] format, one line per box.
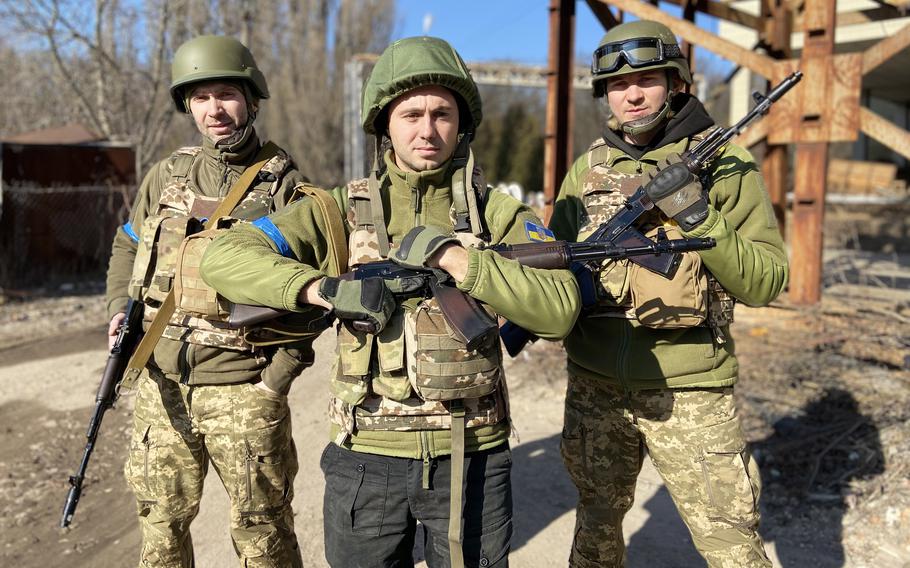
[389, 225, 460, 270]
[648, 153, 710, 231]
[317, 276, 395, 333]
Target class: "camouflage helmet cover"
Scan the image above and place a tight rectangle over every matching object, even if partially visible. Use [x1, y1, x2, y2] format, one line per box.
[170, 35, 269, 113]
[591, 20, 692, 97]
[361, 36, 482, 136]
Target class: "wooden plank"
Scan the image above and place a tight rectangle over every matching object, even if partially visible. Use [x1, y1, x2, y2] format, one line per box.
[763, 145, 789, 238]
[733, 119, 768, 149]
[862, 22, 910, 76]
[598, 0, 779, 78]
[761, 0, 792, 237]
[859, 106, 910, 161]
[660, 0, 762, 31]
[790, 142, 828, 305]
[585, 0, 621, 29]
[827, 159, 897, 193]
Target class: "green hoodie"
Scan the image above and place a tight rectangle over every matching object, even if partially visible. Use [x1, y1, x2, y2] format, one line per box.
[200, 152, 581, 457]
[549, 97, 788, 390]
[105, 126, 311, 393]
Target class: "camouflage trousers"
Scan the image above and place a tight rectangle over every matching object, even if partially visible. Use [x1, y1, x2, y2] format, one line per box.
[560, 375, 770, 568]
[125, 373, 302, 568]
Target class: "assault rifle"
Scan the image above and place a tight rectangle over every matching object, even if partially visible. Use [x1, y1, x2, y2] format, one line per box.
[227, 232, 716, 352]
[60, 298, 144, 528]
[498, 70, 803, 356]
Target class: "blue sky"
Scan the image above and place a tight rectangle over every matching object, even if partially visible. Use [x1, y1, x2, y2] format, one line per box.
[392, 1, 729, 72]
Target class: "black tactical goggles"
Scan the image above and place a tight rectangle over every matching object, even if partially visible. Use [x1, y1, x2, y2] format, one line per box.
[592, 38, 682, 75]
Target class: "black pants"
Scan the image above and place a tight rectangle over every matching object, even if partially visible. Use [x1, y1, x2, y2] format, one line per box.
[320, 442, 513, 568]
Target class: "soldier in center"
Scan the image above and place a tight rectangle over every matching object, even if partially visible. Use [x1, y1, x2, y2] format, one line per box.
[200, 36, 581, 567]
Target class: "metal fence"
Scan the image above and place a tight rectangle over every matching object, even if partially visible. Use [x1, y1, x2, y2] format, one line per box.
[0, 184, 135, 291]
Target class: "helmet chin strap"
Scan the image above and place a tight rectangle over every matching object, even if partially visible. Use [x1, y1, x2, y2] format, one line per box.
[620, 96, 672, 137]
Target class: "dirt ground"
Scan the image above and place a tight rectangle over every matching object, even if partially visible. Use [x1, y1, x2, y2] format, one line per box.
[0, 249, 908, 567]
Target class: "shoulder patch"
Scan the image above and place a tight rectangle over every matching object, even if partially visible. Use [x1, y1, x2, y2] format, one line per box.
[524, 220, 555, 242]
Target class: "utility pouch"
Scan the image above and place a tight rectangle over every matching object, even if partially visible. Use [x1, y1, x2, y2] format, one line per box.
[333, 324, 373, 406]
[629, 225, 708, 328]
[370, 308, 412, 401]
[404, 299, 501, 401]
[173, 227, 234, 320]
[130, 212, 201, 304]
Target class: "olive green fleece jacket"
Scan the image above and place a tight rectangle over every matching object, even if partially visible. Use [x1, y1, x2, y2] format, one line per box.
[200, 152, 581, 458]
[549, 136, 788, 391]
[105, 127, 312, 393]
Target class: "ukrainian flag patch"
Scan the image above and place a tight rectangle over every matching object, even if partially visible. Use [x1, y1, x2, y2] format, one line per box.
[524, 220, 555, 242]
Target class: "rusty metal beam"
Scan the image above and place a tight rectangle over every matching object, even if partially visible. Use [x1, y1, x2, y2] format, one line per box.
[597, 0, 779, 78]
[859, 106, 910, 160]
[585, 0, 621, 29]
[544, 0, 575, 222]
[862, 22, 910, 75]
[790, 0, 836, 305]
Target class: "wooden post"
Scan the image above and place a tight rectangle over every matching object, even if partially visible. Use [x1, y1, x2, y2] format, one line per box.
[790, 0, 836, 305]
[681, 0, 697, 94]
[544, 0, 575, 222]
[761, 0, 792, 236]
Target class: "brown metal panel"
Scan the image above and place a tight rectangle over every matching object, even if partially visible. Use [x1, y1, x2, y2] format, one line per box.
[790, 143, 827, 304]
[862, 22, 910, 75]
[544, 0, 575, 223]
[858, 106, 910, 160]
[598, 0, 779, 78]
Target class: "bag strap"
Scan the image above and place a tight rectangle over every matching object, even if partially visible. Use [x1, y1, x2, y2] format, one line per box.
[295, 185, 349, 277]
[120, 141, 282, 390]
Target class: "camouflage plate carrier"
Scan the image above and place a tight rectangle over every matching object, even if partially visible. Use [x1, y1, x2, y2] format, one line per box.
[328, 162, 510, 442]
[578, 128, 736, 342]
[128, 145, 293, 351]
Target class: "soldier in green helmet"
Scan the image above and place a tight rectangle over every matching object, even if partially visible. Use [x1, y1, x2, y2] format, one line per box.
[200, 36, 581, 567]
[105, 35, 311, 566]
[549, 19, 788, 567]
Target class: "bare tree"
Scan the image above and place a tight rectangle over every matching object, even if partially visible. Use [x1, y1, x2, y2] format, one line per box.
[0, 0, 395, 183]
[0, 0, 180, 173]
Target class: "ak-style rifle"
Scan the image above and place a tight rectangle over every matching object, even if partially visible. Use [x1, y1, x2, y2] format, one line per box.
[60, 299, 144, 528]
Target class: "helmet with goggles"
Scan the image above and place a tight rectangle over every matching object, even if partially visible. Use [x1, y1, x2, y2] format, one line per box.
[591, 20, 691, 98]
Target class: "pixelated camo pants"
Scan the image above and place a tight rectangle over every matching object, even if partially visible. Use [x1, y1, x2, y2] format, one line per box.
[560, 375, 771, 568]
[124, 374, 302, 568]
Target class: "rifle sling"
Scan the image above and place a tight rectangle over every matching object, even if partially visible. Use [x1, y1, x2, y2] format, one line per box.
[121, 141, 282, 390]
[448, 400, 466, 568]
[295, 185, 348, 276]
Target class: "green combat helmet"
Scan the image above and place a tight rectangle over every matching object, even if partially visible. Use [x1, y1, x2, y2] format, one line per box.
[170, 35, 269, 113]
[361, 36, 482, 138]
[591, 20, 692, 136]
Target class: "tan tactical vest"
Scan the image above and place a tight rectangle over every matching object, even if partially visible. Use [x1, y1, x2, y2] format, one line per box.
[579, 129, 735, 340]
[128, 146, 292, 351]
[329, 172, 509, 439]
